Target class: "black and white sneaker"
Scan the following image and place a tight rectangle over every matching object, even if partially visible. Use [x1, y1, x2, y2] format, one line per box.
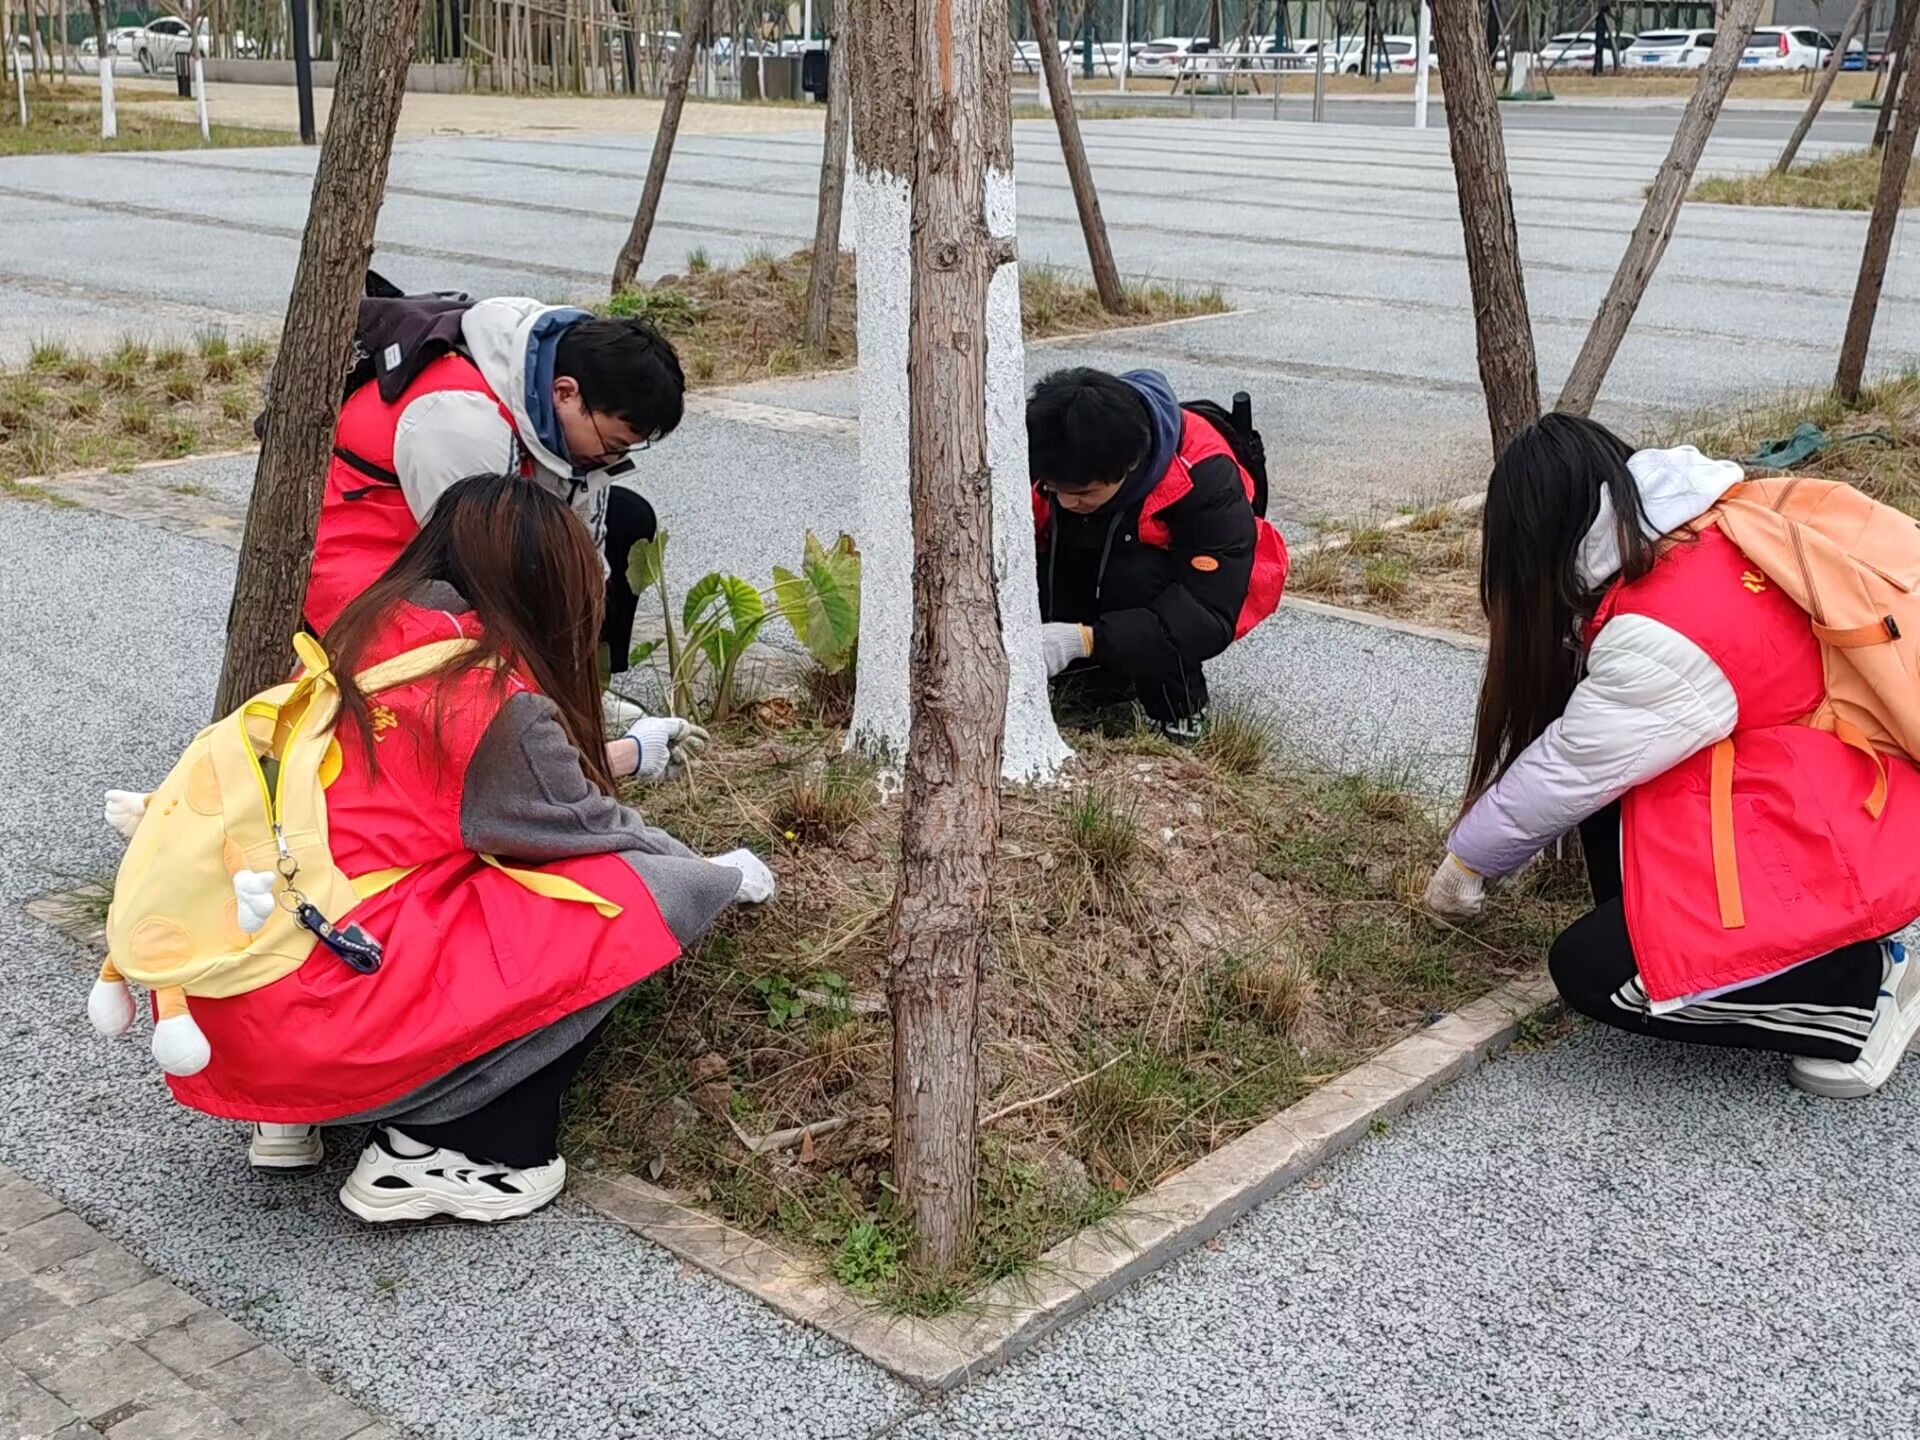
[247, 1123, 323, 1172]
[338, 1127, 566, 1224]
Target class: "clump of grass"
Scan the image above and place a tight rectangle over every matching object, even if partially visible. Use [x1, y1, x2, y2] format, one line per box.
[1692, 148, 1916, 212]
[776, 759, 876, 844]
[1362, 557, 1411, 601]
[151, 342, 190, 370]
[117, 403, 152, 437]
[57, 356, 95, 385]
[99, 357, 140, 393]
[1061, 783, 1140, 882]
[110, 338, 149, 368]
[203, 353, 238, 383]
[61, 389, 101, 422]
[1287, 545, 1343, 596]
[685, 246, 711, 274]
[689, 352, 717, 383]
[1404, 502, 1454, 533]
[196, 329, 231, 361]
[160, 418, 200, 457]
[219, 392, 251, 423]
[27, 339, 69, 372]
[1223, 946, 1317, 1035]
[160, 371, 200, 404]
[1196, 699, 1276, 776]
[604, 285, 705, 334]
[1345, 523, 1389, 557]
[235, 336, 272, 366]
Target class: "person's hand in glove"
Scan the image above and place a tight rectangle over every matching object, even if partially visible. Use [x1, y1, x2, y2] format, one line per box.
[1422, 853, 1486, 920]
[1040, 622, 1093, 678]
[618, 716, 711, 782]
[710, 847, 776, 904]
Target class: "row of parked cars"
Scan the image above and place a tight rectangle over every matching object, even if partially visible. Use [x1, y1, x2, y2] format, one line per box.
[1013, 26, 1896, 80]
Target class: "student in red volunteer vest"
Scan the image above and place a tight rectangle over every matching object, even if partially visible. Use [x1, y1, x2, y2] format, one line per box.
[1425, 414, 1920, 1099]
[308, 301, 702, 783]
[1027, 368, 1288, 740]
[185, 473, 775, 1223]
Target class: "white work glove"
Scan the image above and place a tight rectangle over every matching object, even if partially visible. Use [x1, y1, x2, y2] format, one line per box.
[1040, 622, 1093, 678]
[710, 847, 776, 904]
[1423, 853, 1486, 920]
[625, 716, 711, 782]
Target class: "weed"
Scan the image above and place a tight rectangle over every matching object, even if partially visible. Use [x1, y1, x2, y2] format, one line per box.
[196, 329, 231, 360]
[777, 759, 875, 844]
[61, 389, 101, 422]
[27, 339, 68, 372]
[1061, 784, 1140, 881]
[235, 335, 271, 366]
[1196, 700, 1276, 776]
[219, 392, 251, 423]
[1405, 502, 1454, 533]
[1362, 558, 1411, 601]
[203, 353, 238, 383]
[690, 352, 716, 382]
[99, 359, 139, 393]
[110, 338, 149, 367]
[160, 371, 200, 405]
[160, 419, 200, 457]
[1223, 947, 1317, 1035]
[831, 1221, 901, 1293]
[686, 246, 711, 273]
[57, 356, 95, 385]
[1346, 524, 1389, 557]
[151, 343, 190, 370]
[167, 481, 212, 498]
[117, 404, 152, 437]
[604, 286, 704, 333]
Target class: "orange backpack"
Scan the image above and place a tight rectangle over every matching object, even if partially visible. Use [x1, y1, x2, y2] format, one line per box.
[1705, 475, 1920, 830]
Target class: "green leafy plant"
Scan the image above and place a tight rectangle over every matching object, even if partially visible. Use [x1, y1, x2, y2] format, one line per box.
[771, 530, 862, 676]
[625, 530, 769, 724]
[831, 1221, 902, 1293]
[752, 974, 804, 1028]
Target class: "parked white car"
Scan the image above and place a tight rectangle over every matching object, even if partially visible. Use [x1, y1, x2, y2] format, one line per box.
[1326, 35, 1434, 73]
[1128, 36, 1210, 77]
[1741, 26, 1835, 69]
[1623, 28, 1716, 69]
[123, 15, 195, 73]
[1541, 30, 1636, 69]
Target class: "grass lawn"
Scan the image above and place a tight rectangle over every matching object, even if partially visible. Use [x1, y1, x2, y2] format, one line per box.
[567, 703, 1585, 1312]
[0, 82, 295, 155]
[1290, 372, 1920, 637]
[1692, 147, 1918, 210]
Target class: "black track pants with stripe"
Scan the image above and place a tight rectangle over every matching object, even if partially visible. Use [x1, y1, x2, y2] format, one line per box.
[1547, 804, 1881, 1063]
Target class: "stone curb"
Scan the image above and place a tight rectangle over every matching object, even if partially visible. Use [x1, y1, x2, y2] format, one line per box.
[579, 972, 1559, 1392]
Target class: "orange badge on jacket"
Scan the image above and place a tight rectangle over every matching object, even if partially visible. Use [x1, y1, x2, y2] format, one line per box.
[1191, 555, 1221, 572]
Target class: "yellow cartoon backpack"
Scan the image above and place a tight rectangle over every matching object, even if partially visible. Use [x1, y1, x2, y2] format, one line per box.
[92, 632, 474, 1076]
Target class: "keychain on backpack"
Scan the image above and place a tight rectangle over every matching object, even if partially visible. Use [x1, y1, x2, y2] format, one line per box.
[275, 830, 384, 975]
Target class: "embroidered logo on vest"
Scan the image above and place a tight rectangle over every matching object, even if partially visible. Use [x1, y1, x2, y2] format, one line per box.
[370, 704, 400, 742]
[1740, 570, 1768, 594]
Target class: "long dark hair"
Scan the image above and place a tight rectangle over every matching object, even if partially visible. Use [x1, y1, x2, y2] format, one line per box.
[1464, 413, 1659, 805]
[322, 472, 615, 794]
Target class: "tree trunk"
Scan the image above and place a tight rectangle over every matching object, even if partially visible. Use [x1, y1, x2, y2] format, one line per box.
[1777, 0, 1871, 172]
[803, 10, 851, 353]
[1028, 0, 1126, 312]
[609, 0, 713, 291]
[212, 0, 424, 714]
[848, 0, 1068, 782]
[1430, 0, 1539, 454]
[1838, 6, 1920, 400]
[1555, 0, 1762, 417]
[886, 0, 1013, 1281]
[1875, 0, 1915, 149]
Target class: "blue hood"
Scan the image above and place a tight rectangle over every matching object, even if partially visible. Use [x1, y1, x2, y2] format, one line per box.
[1109, 369, 1183, 513]
[519, 306, 594, 471]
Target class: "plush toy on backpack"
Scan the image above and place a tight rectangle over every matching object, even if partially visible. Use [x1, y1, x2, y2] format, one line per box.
[90, 633, 473, 1076]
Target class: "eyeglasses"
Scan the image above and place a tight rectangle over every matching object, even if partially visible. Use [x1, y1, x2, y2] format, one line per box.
[582, 407, 658, 469]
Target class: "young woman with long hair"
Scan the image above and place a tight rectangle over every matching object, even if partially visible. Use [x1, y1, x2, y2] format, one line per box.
[1426, 414, 1920, 1098]
[165, 473, 774, 1222]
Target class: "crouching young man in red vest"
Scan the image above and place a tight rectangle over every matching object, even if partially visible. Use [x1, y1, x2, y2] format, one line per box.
[1029, 368, 1288, 740]
[307, 298, 701, 782]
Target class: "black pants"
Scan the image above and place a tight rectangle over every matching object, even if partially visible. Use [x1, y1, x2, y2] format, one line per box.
[1052, 658, 1208, 727]
[395, 1018, 609, 1169]
[1547, 804, 1881, 1062]
[601, 486, 657, 676]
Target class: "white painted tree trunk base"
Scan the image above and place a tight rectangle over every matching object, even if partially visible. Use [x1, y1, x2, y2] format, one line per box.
[99, 56, 116, 140]
[847, 163, 1073, 785]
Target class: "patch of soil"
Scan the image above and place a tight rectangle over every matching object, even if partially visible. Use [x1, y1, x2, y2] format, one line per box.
[1288, 502, 1485, 635]
[567, 708, 1585, 1311]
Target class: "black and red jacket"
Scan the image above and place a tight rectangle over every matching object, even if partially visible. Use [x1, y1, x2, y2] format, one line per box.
[1034, 385, 1287, 688]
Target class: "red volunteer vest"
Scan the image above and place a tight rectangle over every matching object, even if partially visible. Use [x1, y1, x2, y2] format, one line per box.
[305, 354, 521, 635]
[1600, 528, 1920, 1001]
[165, 602, 682, 1123]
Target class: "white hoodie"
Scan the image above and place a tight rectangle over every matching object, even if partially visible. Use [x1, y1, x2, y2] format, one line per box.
[388, 297, 623, 544]
[1448, 446, 1747, 881]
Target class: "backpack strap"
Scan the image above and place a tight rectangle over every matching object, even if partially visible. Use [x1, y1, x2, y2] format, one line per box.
[1709, 738, 1746, 931]
[351, 637, 482, 694]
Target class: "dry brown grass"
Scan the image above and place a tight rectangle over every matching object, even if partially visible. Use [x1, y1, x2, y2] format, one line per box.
[1692, 148, 1917, 211]
[0, 332, 270, 492]
[566, 704, 1585, 1312]
[0, 82, 293, 156]
[603, 247, 1226, 389]
[1289, 502, 1485, 633]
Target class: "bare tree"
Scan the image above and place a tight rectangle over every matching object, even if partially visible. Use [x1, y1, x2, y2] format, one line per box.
[1839, 7, 1920, 399]
[611, 0, 717, 292]
[1876, 0, 1913, 148]
[1555, 0, 1763, 416]
[1028, 0, 1127, 312]
[214, 0, 425, 712]
[804, 10, 851, 353]
[1430, 0, 1539, 453]
[1778, 0, 1872, 172]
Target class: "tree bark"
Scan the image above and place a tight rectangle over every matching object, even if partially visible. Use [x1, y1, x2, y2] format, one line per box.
[1838, 5, 1920, 400]
[1555, 0, 1764, 417]
[888, 0, 1013, 1279]
[610, 0, 715, 292]
[803, 10, 851, 354]
[1777, 0, 1871, 172]
[1430, 0, 1539, 454]
[1875, 0, 1915, 149]
[1028, 0, 1127, 312]
[212, 0, 424, 714]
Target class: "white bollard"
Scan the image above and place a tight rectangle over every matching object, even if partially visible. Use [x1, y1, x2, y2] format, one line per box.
[99, 50, 116, 140]
[1413, 1, 1431, 128]
[1118, 0, 1129, 92]
[193, 53, 209, 140]
[11, 32, 25, 126]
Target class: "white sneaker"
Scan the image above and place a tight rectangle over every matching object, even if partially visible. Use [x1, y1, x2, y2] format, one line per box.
[1791, 940, 1920, 1099]
[247, 1123, 323, 1172]
[338, 1127, 565, 1224]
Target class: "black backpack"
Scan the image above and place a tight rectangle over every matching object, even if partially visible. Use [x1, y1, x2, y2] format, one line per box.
[253, 271, 475, 442]
[1182, 391, 1270, 519]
